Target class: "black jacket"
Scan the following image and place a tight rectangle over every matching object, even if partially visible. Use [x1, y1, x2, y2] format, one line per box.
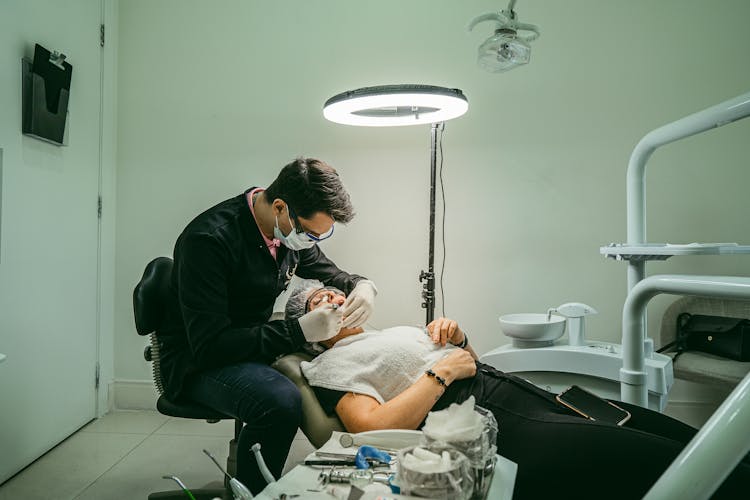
[158, 189, 364, 400]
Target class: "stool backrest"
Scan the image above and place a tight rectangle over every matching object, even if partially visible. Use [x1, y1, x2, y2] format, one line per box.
[133, 257, 174, 335]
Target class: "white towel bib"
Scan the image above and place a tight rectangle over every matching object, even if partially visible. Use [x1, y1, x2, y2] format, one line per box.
[301, 326, 458, 403]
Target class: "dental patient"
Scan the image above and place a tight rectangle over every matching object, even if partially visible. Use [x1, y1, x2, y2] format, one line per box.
[286, 280, 750, 500]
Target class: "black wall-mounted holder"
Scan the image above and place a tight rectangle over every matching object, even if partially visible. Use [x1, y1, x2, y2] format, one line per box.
[22, 43, 73, 146]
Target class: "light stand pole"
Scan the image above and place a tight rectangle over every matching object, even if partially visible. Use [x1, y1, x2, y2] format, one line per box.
[419, 123, 440, 325]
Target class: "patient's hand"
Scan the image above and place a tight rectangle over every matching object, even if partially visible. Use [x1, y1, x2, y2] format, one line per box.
[431, 349, 476, 384]
[427, 317, 466, 347]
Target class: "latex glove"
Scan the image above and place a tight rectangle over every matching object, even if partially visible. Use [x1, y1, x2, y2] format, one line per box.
[342, 280, 377, 328]
[298, 303, 343, 342]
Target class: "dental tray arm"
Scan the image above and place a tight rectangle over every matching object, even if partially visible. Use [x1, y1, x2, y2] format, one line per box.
[624, 91, 750, 290]
[626, 91, 750, 247]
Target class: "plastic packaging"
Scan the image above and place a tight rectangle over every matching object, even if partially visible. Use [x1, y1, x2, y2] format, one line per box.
[397, 445, 473, 499]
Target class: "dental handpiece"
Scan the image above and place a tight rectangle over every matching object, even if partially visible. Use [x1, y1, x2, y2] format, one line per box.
[203, 449, 254, 500]
[162, 476, 197, 500]
[319, 469, 390, 485]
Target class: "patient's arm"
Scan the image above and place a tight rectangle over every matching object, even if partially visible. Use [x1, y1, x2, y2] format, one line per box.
[334, 349, 476, 433]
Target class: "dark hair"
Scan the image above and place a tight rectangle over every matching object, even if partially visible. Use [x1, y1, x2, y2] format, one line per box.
[265, 158, 355, 223]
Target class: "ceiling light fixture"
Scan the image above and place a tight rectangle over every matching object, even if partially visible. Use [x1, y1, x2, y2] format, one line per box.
[468, 0, 540, 73]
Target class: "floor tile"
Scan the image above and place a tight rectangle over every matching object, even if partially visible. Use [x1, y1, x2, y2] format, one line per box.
[73, 434, 230, 500]
[81, 410, 169, 435]
[2, 410, 341, 499]
[155, 417, 236, 437]
[0, 432, 145, 500]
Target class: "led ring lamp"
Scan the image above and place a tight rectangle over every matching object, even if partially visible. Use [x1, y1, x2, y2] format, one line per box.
[323, 85, 467, 127]
[323, 85, 468, 324]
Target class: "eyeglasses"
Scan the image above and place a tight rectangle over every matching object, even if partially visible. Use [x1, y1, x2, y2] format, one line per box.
[287, 204, 335, 242]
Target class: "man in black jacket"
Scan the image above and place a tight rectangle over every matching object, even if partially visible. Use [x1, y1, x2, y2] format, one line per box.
[157, 157, 377, 493]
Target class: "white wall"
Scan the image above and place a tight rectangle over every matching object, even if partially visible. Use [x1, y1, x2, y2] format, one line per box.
[114, 1, 750, 384]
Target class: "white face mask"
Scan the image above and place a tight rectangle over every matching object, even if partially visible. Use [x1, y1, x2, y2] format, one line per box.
[274, 213, 316, 250]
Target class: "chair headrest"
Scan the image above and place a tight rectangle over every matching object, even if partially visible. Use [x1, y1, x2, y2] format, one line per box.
[133, 257, 174, 335]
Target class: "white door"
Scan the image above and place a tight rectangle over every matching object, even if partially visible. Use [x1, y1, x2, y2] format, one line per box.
[0, 0, 102, 483]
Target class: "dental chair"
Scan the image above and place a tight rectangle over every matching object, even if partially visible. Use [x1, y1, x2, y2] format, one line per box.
[271, 352, 346, 448]
[134, 257, 344, 499]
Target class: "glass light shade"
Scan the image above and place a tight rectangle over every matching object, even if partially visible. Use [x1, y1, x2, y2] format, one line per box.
[477, 31, 531, 73]
[323, 85, 468, 127]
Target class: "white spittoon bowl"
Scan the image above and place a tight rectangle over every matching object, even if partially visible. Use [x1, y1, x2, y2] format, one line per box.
[499, 313, 566, 343]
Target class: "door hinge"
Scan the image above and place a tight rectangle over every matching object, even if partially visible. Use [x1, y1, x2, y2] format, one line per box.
[100, 24, 105, 47]
[98, 196, 102, 218]
[95, 362, 100, 390]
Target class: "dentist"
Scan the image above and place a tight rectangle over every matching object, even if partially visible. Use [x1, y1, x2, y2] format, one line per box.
[157, 157, 376, 493]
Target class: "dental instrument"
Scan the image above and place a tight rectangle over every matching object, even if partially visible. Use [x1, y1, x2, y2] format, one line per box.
[203, 449, 253, 500]
[354, 445, 392, 469]
[251, 443, 276, 485]
[318, 468, 392, 487]
[318, 294, 339, 311]
[161, 475, 197, 500]
[338, 429, 423, 452]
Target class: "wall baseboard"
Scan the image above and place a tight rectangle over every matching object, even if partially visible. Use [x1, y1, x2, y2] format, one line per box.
[112, 379, 158, 410]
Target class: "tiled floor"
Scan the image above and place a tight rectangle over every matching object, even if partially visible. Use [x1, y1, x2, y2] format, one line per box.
[0, 410, 315, 500]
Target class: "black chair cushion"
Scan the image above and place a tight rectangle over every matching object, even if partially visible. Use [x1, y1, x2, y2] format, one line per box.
[134, 257, 173, 335]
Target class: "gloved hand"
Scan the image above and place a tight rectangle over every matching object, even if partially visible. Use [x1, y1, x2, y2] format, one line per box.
[342, 280, 377, 328]
[298, 303, 344, 342]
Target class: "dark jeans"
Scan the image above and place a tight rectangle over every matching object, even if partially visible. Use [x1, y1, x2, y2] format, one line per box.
[183, 362, 301, 494]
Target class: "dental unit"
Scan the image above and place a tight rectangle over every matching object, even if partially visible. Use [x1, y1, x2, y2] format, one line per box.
[481, 89, 750, 498]
[480, 93, 750, 411]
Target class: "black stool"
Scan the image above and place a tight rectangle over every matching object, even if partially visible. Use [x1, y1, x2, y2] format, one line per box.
[134, 256, 240, 500]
